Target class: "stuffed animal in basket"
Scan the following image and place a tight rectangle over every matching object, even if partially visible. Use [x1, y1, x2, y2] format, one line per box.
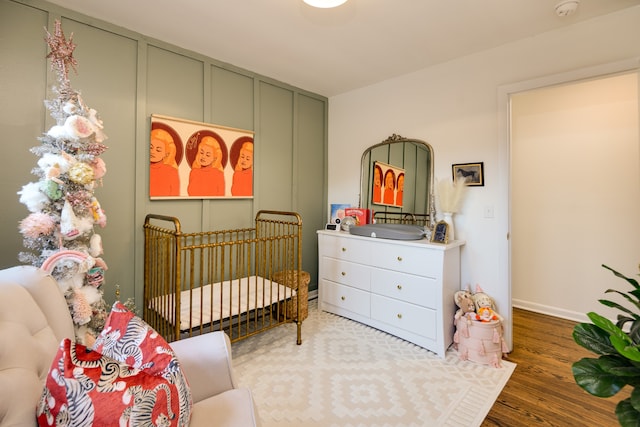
[472, 284, 503, 322]
[454, 288, 477, 322]
[453, 288, 477, 343]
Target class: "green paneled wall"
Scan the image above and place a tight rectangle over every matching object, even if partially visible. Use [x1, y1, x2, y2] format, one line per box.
[0, 0, 327, 306]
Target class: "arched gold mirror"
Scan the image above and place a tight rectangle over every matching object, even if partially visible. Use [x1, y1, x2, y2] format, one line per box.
[359, 134, 435, 228]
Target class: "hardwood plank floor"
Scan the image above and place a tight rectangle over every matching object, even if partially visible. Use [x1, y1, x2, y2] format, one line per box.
[482, 308, 630, 427]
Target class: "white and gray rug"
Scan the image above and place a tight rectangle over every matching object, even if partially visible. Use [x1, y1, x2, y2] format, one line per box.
[232, 300, 515, 427]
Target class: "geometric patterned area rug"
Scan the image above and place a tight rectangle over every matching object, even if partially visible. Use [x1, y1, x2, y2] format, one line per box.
[232, 299, 515, 427]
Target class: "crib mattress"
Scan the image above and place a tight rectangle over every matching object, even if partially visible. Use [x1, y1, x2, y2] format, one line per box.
[150, 275, 295, 331]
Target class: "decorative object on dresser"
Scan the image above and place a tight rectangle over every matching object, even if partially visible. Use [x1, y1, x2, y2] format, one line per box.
[435, 176, 467, 241]
[317, 230, 464, 357]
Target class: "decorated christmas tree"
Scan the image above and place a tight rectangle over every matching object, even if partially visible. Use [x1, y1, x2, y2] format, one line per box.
[17, 20, 109, 346]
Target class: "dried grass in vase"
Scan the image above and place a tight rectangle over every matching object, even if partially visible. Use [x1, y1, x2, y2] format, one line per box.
[436, 177, 467, 214]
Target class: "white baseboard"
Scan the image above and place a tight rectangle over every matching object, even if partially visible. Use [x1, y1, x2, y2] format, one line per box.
[308, 289, 318, 300]
[512, 299, 589, 323]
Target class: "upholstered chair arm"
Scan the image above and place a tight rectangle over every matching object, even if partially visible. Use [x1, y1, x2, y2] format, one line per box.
[170, 331, 237, 403]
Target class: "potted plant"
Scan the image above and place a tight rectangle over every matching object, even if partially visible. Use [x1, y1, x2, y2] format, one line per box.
[572, 264, 640, 426]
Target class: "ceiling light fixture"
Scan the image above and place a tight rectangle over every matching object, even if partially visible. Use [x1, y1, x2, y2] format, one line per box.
[555, 0, 580, 17]
[303, 0, 348, 8]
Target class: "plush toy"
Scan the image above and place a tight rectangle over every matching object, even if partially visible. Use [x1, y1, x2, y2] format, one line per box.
[453, 288, 477, 345]
[454, 289, 477, 322]
[472, 285, 503, 322]
[477, 306, 500, 322]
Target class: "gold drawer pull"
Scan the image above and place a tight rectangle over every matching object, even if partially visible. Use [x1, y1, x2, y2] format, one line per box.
[341, 271, 346, 276]
[397, 256, 403, 262]
[341, 247, 347, 252]
[397, 284, 402, 290]
[341, 296, 346, 301]
[397, 313, 403, 319]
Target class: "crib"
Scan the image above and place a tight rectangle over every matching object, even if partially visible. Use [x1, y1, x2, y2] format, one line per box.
[143, 210, 305, 344]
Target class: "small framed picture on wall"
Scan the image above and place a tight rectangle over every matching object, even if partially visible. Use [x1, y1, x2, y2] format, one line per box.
[452, 162, 484, 186]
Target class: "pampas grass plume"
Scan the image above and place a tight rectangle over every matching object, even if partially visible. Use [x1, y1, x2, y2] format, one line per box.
[437, 177, 467, 213]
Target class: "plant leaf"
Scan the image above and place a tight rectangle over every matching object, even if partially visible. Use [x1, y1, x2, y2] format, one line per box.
[611, 334, 640, 362]
[588, 312, 633, 346]
[616, 398, 640, 427]
[573, 356, 627, 397]
[600, 296, 640, 319]
[603, 264, 640, 289]
[573, 323, 617, 355]
[631, 387, 640, 414]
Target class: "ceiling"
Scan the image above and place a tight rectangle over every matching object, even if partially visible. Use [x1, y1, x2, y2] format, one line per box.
[46, 0, 640, 97]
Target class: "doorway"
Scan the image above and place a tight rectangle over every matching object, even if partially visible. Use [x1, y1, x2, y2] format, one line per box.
[508, 70, 639, 322]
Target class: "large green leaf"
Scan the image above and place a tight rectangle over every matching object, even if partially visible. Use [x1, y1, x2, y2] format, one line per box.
[611, 334, 640, 362]
[616, 399, 640, 427]
[573, 356, 628, 397]
[573, 323, 617, 355]
[589, 312, 634, 345]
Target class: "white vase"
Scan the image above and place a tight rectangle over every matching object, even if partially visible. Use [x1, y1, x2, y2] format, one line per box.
[442, 212, 455, 241]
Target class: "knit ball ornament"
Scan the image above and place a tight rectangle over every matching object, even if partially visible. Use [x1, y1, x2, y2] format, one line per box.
[64, 114, 94, 139]
[19, 212, 57, 239]
[68, 162, 94, 185]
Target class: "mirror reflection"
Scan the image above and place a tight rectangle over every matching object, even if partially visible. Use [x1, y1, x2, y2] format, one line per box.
[359, 134, 435, 227]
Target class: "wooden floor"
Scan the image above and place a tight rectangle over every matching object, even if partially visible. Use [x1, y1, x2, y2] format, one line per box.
[482, 307, 629, 427]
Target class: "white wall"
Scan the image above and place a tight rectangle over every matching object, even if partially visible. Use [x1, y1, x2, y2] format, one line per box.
[327, 7, 640, 349]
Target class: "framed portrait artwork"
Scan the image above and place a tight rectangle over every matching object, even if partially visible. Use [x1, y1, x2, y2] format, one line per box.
[150, 114, 254, 199]
[372, 161, 405, 208]
[452, 162, 484, 186]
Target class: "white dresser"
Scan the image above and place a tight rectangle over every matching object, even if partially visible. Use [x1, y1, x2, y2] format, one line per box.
[317, 230, 464, 358]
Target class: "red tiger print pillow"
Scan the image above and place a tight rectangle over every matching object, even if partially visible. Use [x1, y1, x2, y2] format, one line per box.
[37, 339, 180, 427]
[92, 301, 192, 425]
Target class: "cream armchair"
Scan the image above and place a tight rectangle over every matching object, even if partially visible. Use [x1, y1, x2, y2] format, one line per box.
[0, 266, 260, 427]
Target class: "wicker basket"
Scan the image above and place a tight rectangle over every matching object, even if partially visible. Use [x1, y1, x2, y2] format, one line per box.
[272, 270, 310, 321]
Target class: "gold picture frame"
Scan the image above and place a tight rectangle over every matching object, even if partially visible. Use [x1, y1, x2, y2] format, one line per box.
[452, 162, 484, 186]
[430, 221, 449, 244]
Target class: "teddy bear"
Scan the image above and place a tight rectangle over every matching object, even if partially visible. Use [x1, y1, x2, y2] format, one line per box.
[454, 288, 477, 322]
[453, 288, 478, 345]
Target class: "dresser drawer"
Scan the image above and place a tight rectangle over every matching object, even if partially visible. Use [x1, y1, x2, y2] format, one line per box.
[322, 257, 371, 291]
[371, 294, 437, 340]
[321, 279, 371, 318]
[370, 268, 438, 308]
[320, 234, 371, 264]
[375, 243, 442, 278]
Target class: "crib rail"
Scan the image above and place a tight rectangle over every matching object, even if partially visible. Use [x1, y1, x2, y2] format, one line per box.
[372, 211, 430, 226]
[143, 210, 304, 344]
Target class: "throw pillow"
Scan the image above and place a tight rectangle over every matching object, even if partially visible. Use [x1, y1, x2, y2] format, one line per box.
[92, 301, 192, 425]
[37, 338, 180, 426]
